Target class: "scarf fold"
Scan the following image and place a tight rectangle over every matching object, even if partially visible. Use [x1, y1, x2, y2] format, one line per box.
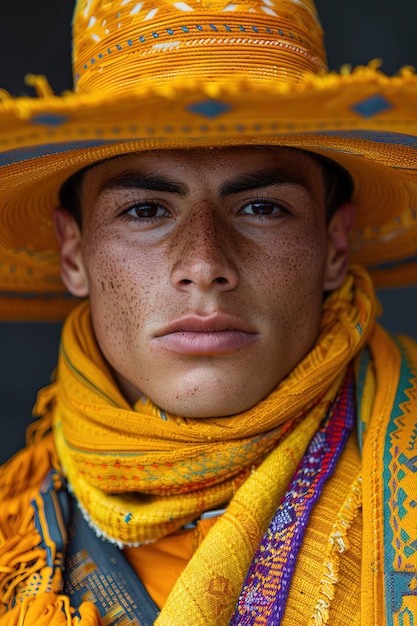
[229, 366, 356, 625]
[4, 265, 414, 625]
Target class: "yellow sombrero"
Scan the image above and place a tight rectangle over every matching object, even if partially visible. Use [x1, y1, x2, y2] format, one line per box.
[1, 0, 417, 321]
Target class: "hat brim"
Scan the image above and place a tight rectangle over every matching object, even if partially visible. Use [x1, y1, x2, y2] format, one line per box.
[1, 68, 417, 320]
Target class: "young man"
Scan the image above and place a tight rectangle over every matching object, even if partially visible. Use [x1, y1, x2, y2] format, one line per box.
[0, 1, 416, 624]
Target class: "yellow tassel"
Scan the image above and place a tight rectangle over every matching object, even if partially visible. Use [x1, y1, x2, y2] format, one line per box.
[368, 58, 383, 70]
[31, 383, 57, 420]
[24, 75, 55, 98]
[340, 64, 352, 76]
[398, 65, 416, 77]
[309, 475, 362, 625]
[26, 384, 57, 446]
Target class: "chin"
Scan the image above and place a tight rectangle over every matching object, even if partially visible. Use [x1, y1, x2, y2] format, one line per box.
[159, 390, 266, 419]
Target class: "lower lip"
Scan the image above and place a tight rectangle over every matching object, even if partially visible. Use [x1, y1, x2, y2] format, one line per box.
[154, 330, 257, 355]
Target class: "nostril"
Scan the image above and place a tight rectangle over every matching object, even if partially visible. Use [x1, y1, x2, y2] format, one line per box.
[216, 277, 228, 284]
[178, 275, 228, 288]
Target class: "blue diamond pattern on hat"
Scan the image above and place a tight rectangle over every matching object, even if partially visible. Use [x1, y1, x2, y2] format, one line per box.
[351, 94, 392, 118]
[30, 114, 70, 127]
[187, 99, 232, 118]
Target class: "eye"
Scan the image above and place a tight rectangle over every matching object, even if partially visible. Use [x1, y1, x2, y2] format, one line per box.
[125, 202, 171, 219]
[239, 201, 286, 217]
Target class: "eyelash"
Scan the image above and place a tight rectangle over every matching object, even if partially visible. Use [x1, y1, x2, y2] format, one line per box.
[123, 202, 172, 222]
[238, 197, 289, 219]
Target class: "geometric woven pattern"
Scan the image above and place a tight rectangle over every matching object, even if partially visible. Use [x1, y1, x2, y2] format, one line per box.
[351, 94, 392, 118]
[187, 99, 232, 118]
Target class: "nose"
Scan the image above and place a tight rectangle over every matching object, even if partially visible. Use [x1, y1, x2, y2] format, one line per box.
[169, 206, 239, 293]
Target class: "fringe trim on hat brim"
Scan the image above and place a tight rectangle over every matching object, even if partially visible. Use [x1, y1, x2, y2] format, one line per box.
[0, 63, 416, 122]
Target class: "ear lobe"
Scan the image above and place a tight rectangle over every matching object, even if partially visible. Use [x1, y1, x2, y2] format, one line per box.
[53, 209, 89, 297]
[323, 202, 356, 291]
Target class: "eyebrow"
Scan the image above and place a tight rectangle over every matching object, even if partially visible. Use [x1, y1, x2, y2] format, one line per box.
[98, 168, 307, 197]
[218, 169, 308, 197]
[99, 172, 188, 196]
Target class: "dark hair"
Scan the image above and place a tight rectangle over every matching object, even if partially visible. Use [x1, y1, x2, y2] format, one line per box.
[314, 153, 354, 219]
[58, 149, 354, 227]
[59, 163, 91, 228]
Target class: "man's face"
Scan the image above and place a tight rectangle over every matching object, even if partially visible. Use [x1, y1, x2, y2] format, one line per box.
[59, 147, 348, 417]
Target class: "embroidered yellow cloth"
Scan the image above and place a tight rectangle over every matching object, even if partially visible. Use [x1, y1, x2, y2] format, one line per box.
[1, 265, 416, 624]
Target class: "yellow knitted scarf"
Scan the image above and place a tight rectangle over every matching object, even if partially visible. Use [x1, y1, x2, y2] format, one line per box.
[4, 266, 415, 624]
[51, 268, 370, 548]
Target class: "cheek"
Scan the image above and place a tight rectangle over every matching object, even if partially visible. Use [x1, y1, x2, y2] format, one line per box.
[82, 233, 164, 354]
[249, 225, 327, 334]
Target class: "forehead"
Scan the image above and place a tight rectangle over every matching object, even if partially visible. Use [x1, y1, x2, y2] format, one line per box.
[82, 146, 324, 193]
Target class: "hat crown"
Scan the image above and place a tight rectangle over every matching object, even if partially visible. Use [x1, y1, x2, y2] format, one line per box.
[72, 0, 327, 96]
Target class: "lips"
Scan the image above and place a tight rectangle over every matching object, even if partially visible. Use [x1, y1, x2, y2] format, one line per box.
[153, 314, 258, 355]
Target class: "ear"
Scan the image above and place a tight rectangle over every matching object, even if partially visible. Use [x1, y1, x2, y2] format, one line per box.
[53, 209, 89, 297]
[323, 202, 355, 291]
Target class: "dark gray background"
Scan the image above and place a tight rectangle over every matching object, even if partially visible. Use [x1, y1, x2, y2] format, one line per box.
[0, 1, 416, 463]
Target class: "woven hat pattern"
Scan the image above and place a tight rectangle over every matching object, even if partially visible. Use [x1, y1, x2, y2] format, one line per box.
[73, 0, 326, 96]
